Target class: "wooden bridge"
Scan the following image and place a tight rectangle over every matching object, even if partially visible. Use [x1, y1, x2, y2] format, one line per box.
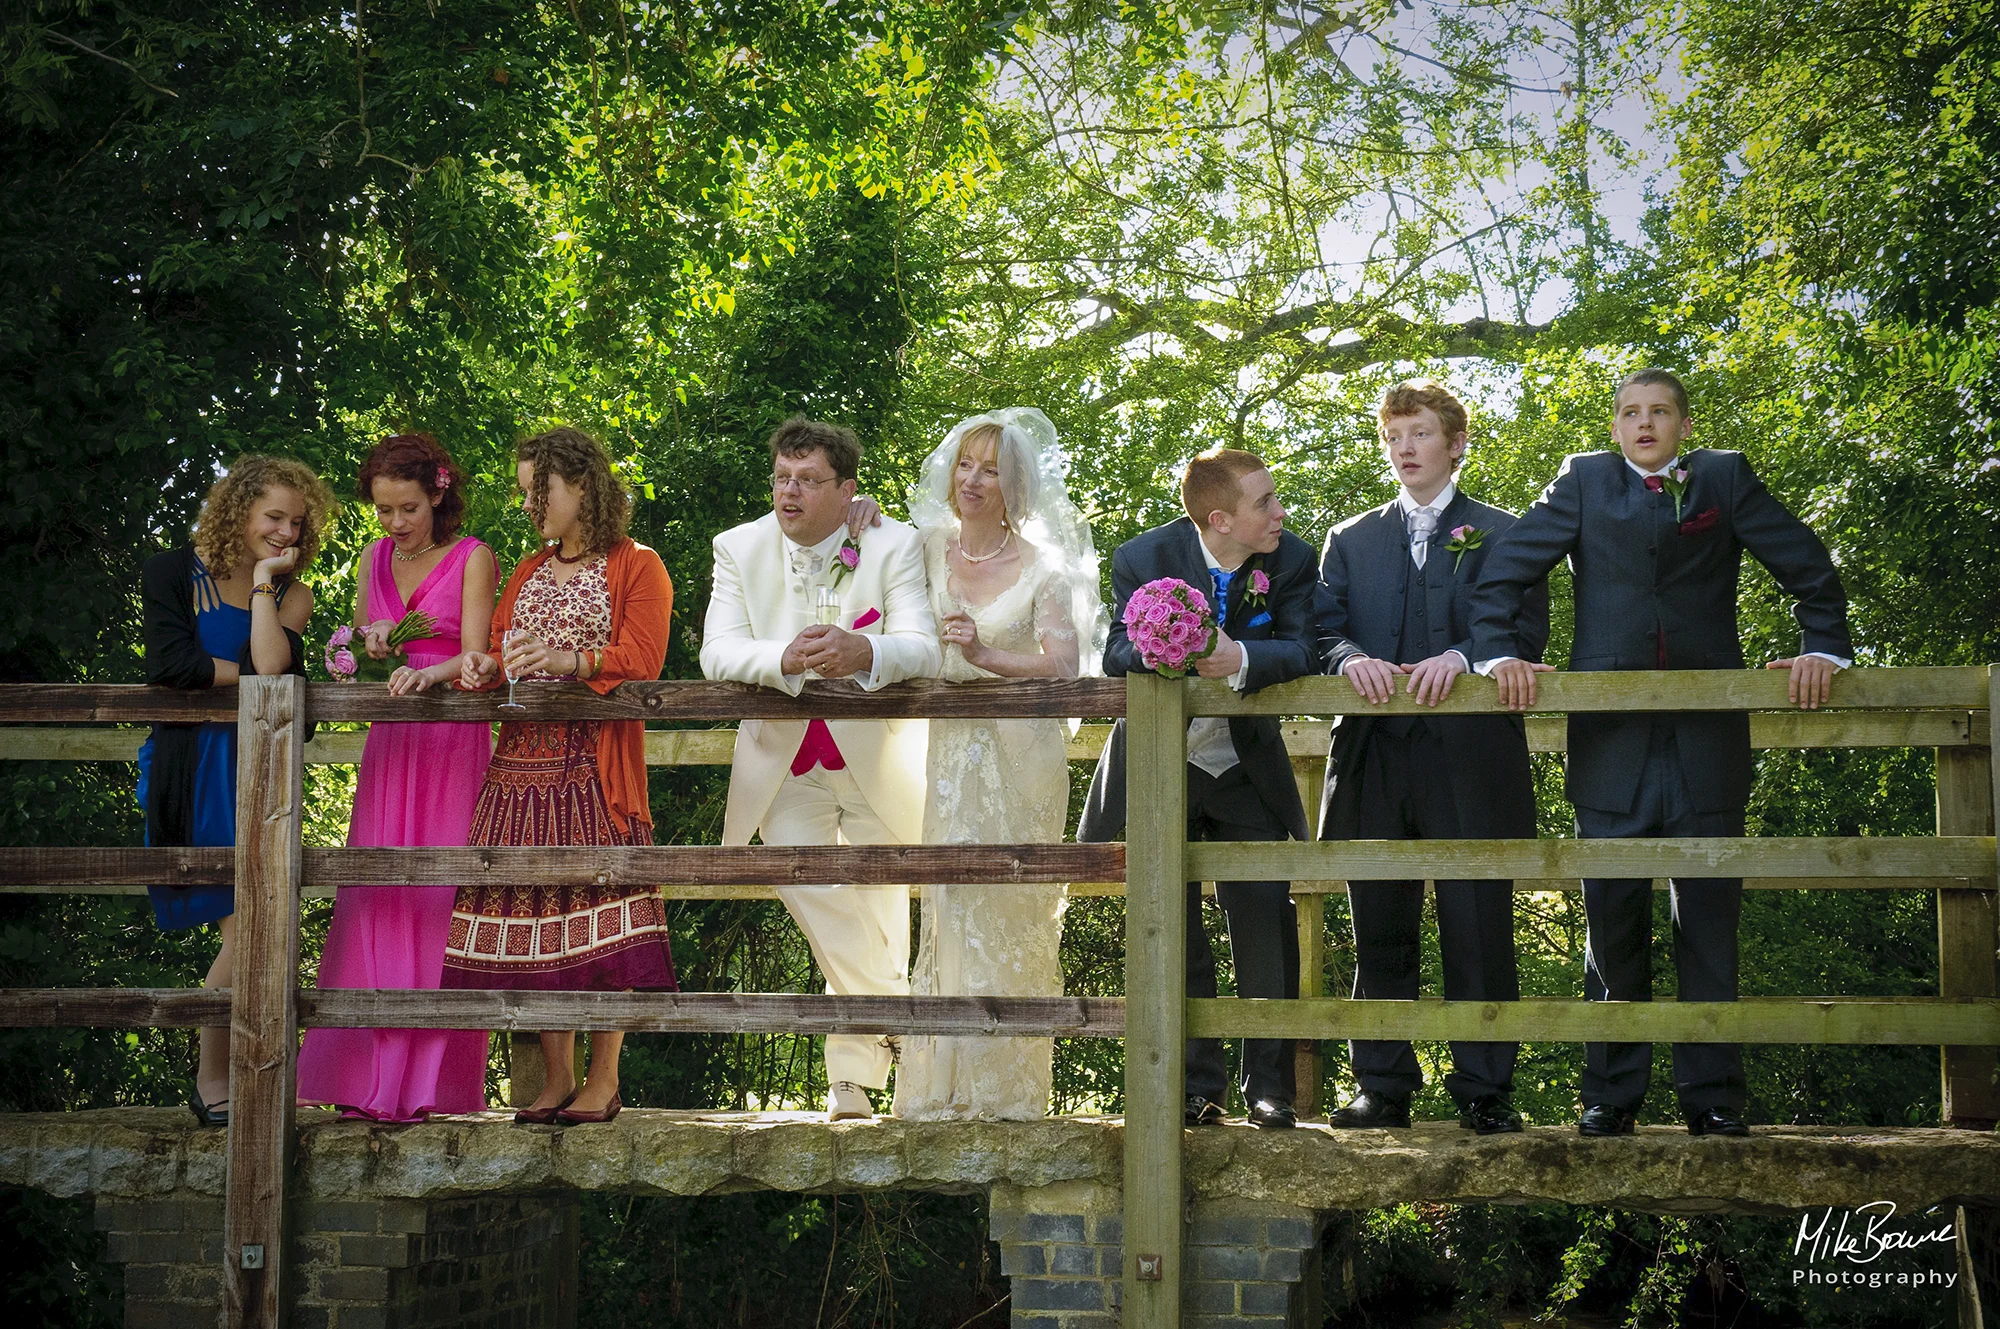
[1, 666, 1996, 1328]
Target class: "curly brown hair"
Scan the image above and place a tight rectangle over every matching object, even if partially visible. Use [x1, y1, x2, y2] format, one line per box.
[192, 454, 337, 582]
[516, 426, 631, 558]
[357, 432, 467, 540]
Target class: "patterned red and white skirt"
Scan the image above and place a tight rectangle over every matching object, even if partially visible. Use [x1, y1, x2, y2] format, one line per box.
[442, 719, 677, 992]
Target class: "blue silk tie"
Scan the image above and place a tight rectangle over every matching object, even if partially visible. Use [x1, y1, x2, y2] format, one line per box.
[1211, 568, 1233, 623]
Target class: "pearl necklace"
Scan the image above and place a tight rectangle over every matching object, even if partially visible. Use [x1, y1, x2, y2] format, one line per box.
[392, 540, 440, 563]
[957, 529, 1012, 564]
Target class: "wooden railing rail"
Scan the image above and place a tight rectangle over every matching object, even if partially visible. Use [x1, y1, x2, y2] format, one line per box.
[0, 667, 1994, 1329]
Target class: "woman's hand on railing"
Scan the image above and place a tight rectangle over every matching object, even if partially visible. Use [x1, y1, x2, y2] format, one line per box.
[388, 664, 438, 696]
[459, 651, 500, 690]
[1767, 655, 1839, 710]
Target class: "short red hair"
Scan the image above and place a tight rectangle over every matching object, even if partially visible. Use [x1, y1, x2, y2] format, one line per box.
[1378, 381, 1470, 443]
[1181, 446, 1269, 527]
[356, 433, 466, 540]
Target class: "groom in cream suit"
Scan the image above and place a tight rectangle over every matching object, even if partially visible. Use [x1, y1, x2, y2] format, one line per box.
[700, 417, 942, 1121]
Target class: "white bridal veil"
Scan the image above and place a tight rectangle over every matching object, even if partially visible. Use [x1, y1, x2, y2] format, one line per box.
[906, 408, 1108, 673]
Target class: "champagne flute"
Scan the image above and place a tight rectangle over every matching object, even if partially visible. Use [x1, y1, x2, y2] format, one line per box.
[804, 587, 840, 681]
[498, 626, 527, 712]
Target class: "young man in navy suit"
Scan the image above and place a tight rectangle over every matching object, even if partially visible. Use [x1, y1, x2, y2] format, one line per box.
[1079, 447, 1320, 1128]
[1468, 368, 1853, 1138]
[1316, 382, 1549, 1134]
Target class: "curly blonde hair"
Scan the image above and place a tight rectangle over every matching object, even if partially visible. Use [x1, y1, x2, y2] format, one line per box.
[192, 454, 337, 581]
[517, 426, 632, 558]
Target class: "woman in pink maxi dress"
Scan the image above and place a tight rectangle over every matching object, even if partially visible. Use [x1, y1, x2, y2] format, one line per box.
[297, 436, 496, 1121]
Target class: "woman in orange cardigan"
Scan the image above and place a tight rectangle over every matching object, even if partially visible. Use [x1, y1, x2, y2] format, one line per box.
[447, 426, 676, 1125]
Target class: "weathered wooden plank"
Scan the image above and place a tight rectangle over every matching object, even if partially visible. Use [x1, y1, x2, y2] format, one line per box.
[1186, 996, 2000, 1045]
[304, 843, 1121, 886]
[0, 684, 238, 723]
[1188, 666, 1991, 718]
[302, 677, 1130, 722]
[302, 991, 1123, 1036]
[1186, 836, 1997, 882]
[9, 873, 1991, 900]
[0, 987, 231, 1026]
[3, 708, 1988, 767]
[0, 988, 1125, 1036]
[1290, 755, 1328, 1119]
[1938, 746, 2000, 1126]
[1122, 673, 1187, 1329]
[225, 676, 303, 1329]
[0, 846, 233, 886]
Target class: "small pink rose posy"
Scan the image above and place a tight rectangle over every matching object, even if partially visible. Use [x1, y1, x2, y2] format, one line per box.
[1451, 524, 1473, 541]
[1249, 569, 1270, 595]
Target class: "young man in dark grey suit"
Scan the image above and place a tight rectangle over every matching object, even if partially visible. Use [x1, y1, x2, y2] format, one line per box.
[1469, 368, 1853, 1138]
[1079, 447, 1320, 1129]
[1316, 382, 1551, 1135]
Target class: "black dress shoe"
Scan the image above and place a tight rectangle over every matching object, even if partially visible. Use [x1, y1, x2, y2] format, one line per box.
[1457, 1093, 1524, 1135]
[1327, 1090, 1411, 1129]
[1184, 1095, 1225, 1126]
[1247, 1099, 1296, 1130]
[1685, 1106, 1750, 1137]
[1577, 1103, 1638, 1136]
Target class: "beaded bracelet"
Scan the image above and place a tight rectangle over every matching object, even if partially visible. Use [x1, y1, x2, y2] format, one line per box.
[251, 582, 280, 599]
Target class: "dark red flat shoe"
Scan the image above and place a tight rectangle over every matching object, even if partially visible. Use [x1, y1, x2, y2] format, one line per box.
[513, 1091, 578, 1125]
[554, 1092, 621, 1126]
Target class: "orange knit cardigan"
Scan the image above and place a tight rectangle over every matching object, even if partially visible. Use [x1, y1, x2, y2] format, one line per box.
[483, 538, 673, 835]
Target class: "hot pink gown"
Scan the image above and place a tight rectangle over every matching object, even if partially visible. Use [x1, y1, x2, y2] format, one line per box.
[297, 536, 494, 1119]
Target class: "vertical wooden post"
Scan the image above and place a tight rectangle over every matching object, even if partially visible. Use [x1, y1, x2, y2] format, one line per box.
[1123, 672, 1187, 1329]
[1937, 729, 1998, 1128]
[1290, 754, 1327, 1118]
[225, 675, 304, 1329]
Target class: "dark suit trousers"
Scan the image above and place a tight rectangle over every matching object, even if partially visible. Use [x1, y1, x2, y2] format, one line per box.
[1185, 763, 1300, 1107]
[1576, 725, 1745, 1113]
[1346, 722, 1520, 1104]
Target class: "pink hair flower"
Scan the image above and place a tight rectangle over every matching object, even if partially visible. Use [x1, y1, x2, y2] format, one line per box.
[435, 465, 452, 490]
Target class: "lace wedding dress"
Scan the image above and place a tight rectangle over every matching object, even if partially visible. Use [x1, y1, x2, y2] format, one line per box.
[892, 532, 1076, 1120]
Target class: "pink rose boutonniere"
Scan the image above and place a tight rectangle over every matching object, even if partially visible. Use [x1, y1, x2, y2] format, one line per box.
[830, 534, 862, 586]
[1446, 524, 1486, 572]
[1241, 562, 1272, 611]
[1661, 465, 1691, 519]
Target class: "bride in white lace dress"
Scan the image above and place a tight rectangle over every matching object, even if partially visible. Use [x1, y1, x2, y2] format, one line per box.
[891, 409, 1106, 1121]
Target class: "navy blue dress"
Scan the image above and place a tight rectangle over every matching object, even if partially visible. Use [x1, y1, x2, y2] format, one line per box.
[136, 559, 278, 930]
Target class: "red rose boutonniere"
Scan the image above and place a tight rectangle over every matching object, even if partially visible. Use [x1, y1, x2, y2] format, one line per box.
[830, 534, 861, 586]
[1446, 524, 1486, 572]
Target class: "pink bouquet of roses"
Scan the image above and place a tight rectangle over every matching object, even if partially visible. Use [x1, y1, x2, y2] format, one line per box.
[324, 609, 438, 682]
[1122, 577, 1216, 678]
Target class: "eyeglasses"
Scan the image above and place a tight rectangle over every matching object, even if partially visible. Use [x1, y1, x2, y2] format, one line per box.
[771, 474, 840, 493]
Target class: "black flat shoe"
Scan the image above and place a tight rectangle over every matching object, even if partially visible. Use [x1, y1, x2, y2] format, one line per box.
[1327, 1091, 1411, 1129]
[186, 1083, 229, 1129]
[1577, 1103, 1637, 1137]
[1184, 1095, 1225, 1126]
[1247, 1099, 1297, 1130]
[1457, 1093, 1524, 1135]
[1685, 1106, 1750, 1137]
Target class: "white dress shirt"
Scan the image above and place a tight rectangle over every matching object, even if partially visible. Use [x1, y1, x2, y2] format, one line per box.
[1185, 533, 1256, 778]
[1474, 454, 1849, 674]
[783, 524, 882, 686]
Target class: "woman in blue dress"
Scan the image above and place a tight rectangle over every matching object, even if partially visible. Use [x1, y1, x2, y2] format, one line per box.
[138, 454, 332, 1125]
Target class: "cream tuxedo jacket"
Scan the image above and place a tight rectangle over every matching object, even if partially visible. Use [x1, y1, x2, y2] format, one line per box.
[700, 512, 941, 846]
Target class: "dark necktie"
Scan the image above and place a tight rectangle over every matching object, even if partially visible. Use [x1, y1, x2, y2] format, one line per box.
[1644, 474, 1665, 493]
